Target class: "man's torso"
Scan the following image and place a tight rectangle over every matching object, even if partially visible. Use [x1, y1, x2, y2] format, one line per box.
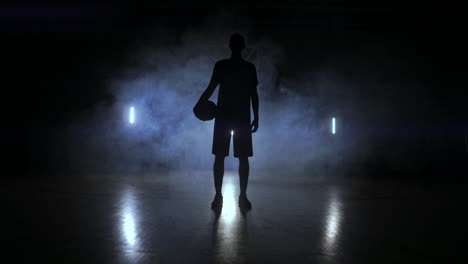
[215, 58, 257, 125]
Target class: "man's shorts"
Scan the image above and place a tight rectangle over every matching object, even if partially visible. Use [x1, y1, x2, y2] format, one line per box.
[212, 121, 253, 157]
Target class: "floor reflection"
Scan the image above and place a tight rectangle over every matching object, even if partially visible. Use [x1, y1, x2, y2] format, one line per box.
[322, 188, 342, 254]
[213, 174, 248, 264]
[119, 186, 141, 260]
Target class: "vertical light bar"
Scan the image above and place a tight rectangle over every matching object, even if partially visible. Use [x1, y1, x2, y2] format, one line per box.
[129, 106, 135, 124]
[231, 130, 234, 136]
[332, 117, 336, 134]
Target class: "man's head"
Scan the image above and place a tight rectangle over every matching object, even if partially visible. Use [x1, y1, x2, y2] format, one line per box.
[229, 33, 245, 53]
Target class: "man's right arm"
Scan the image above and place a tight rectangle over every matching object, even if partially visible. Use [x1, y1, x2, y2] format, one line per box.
[251, 86, 259, 133]
[196, 63, 219, 105]
[251, 64, 259, 133]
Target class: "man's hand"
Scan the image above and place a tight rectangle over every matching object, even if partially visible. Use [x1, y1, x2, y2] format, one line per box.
[251, 118, 259, 133]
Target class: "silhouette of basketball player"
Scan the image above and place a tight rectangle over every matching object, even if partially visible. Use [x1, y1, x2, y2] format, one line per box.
[196, 33, 259, 210]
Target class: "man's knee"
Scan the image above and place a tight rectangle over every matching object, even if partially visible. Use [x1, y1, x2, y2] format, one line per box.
[238, 156, 249, 165]
[214, 155, 225, 165]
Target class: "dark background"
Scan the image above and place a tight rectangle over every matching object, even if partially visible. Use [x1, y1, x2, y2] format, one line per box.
[2, 2, 466, 178]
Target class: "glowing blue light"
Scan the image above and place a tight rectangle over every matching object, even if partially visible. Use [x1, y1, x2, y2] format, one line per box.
[332, 117, 336, 134]
[129, 107, 135, 124]
[231, 130, 234, 136]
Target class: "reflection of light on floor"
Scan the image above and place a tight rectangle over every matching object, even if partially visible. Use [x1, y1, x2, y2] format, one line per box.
[214, 173, 246, 263]
[119, 186, 140, 259]
[123, 211, 137, 246]
[323, 190, 342, 252]
[220, 175, 237, 224]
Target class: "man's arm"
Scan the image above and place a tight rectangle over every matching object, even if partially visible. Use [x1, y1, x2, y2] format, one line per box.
[251, 64, 259, 133]
[251, 84, 259, 133]
[196, 63, 219, 105]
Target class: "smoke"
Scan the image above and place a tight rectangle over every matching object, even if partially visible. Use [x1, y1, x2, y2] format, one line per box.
[51, 14, 417, 176]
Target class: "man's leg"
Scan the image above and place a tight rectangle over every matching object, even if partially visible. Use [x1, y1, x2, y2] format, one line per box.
[213, 155, 225, 195]
[238, 156, 252, 209]
[238, 157, 249, 196]
[211, 155, 225, 209]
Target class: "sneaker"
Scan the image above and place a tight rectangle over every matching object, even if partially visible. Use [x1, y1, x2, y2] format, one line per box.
[211, 194, 223, 209]
[238, 195, 252, 210]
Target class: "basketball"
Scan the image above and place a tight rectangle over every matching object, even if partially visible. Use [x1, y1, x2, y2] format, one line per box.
[193, 100, 217, 121]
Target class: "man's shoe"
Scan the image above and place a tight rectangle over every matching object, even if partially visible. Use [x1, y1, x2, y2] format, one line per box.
[211, 194, 223, 209]
[238, 195, 252, 210]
